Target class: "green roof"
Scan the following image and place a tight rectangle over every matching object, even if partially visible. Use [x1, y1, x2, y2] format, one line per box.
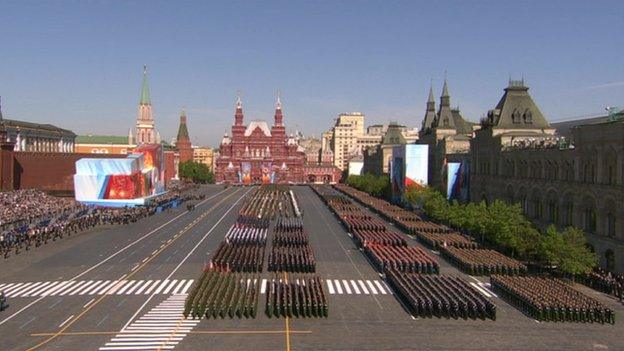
[76, 135, 129, 144]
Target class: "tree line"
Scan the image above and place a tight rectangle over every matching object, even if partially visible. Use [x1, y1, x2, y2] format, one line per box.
[179, 161, 215, 184]
[345, 174, 597, 275]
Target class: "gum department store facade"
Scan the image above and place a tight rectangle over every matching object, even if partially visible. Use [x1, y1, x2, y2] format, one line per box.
[468, 80, 624, 273]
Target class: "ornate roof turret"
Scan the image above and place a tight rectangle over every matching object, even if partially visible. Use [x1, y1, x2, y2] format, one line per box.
[176, 108, 190, 142]
[421, 84, 437, 132]
[274, 91, 283, 126]
[235, 91, 244, 126]
[485, 79, 550, 129]
[436, 79, 456, 129]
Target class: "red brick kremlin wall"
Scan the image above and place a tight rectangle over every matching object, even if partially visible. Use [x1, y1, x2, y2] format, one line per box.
[11, 152, 126, 193]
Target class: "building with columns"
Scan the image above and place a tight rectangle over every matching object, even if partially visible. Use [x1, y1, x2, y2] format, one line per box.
[0, 97, 76, 153]
[470, 80, 624, 272]
[215, 95, 305, 184]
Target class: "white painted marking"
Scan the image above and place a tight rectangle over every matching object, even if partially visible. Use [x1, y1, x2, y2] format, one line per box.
[61, 281, 87, 296]
[171, 280, 186, 294]
[43, 281, 72, 296]
[382, 281, 394, 294]
[366, 280, 378, 295]
[333, 279, 343, 294]
[153, 280, 169, 295]
[358, 280, 369, 294]
[81, 280, 106, 295]
[7, 282, 34, 296]
[470, 282, 492, 298]
[180, 280, 194, 294]
[51, 281, 77, 296]
[29, 281, 60, 297]
[83, 298, 95, 308]
[162, 280, 178, 295]
[0, 188, 228, 327]
[374, 280, 387, 294]
[326, 279, 335, 294]
[117, 280, 137, 295]
[342, 280, 352, 294]
[350, 280, 361, 294]
[106, 280, 128, 295]
[134, 280, 152, 295]
[72, 280, 96, 295]
[58, 314, 74, 328]
[13, 282, 44, 297]
[98, 281, 119, 295]
[143, 280, 161, 295]
[124, 280, 143, 295]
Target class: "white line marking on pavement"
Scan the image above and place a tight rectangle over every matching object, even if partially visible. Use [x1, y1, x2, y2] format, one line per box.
[470, 282, 492, 298]
[58, 314, 74, 328]
[358, 280, 369, 294]
[366, 280, 378, 295]
[13, 282, 43, 297]
[342, 280, 352, 294]
[333, 279, 343, 294]
[350, 280, 361, 294]
[83, 298, 95, 308]
[134, 280, 152, 295]
[374, 280, 387, 294]
[0, 188, 227, 326]
[180, 280, 194, 294]
[326, 280, 335, 294]
[120, 187, 252, 331]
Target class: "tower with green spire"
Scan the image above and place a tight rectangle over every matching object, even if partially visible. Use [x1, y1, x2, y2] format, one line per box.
[135, 65, 157, 144]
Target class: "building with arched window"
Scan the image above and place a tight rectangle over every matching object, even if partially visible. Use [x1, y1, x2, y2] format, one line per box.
[469, 80, 624, 272]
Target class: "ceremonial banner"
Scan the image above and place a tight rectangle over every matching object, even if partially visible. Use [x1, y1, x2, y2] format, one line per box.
[241, 162, 252, 184]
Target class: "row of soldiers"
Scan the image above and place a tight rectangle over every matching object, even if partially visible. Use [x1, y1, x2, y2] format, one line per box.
[353, 228, 407, 247]
[366, 244, 439, 274]
[268, 244, 316, 273]
[184, 270, 259, 319]
[387, 270, 496, 320]
[265, 274, 328, 318]
[211, 242, 265, 273]
[491, 275, 615, 324]
[442, 247, 527, 276]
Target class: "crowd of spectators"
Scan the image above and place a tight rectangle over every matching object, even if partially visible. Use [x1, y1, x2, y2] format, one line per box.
[0, 182, 202, 258]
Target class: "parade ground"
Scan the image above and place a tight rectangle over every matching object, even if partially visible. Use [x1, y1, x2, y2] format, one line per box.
[0, 185, 622, 351]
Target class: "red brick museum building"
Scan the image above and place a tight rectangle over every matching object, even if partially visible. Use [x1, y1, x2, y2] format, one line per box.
[215, 96, 306, 184]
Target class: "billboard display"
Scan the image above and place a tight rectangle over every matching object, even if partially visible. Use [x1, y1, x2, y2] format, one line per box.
[241, 162, 252, 184]
[447, 160, 470, 202]
[391, 144, 428, 202]
[74, 144, 166, 207]
[446, 162, 460, 200]
[262, 162, 273, 184]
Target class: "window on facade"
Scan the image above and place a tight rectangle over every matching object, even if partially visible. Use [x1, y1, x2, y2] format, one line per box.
[607, 165, 615, 185]
[547, 200, 558, 223]
[523, 109, 533, 124]
[607, 212, 616, 238]
[512, 109, 521, 124]
[563, 202, 574, 226]
[584, 206, 597, 233]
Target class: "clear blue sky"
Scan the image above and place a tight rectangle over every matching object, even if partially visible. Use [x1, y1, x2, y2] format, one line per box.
[1, 0, 623, 146]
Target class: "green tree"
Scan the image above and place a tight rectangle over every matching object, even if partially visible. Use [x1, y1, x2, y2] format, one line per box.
[179, 161, 215, 184]
[539, 226, 598, 275]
